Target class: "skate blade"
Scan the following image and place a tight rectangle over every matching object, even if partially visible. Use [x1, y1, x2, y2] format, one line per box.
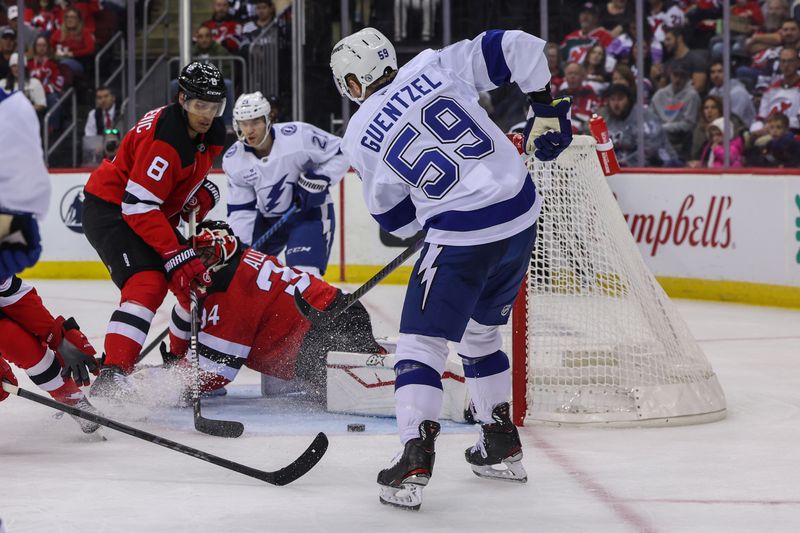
[379, 482, 425, 511]
[78, 430, 107, 443]
[470, 453, 528, 483]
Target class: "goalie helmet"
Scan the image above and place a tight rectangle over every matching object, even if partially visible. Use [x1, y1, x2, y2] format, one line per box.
[232, 91, 271, 147]
[330, 27, 396, 103]
[193, 220, 239, 273]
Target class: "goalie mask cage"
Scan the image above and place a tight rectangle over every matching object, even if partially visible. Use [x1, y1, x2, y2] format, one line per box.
[508, 136, 726, 427]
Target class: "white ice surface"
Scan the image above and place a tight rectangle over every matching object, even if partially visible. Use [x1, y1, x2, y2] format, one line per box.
[1, 281, 800, 532]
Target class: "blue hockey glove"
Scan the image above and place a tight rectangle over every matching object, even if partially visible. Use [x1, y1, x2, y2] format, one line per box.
[293, 174, 329, 212]
[523, 97, 573, 161]
[0, 213, 42, 278]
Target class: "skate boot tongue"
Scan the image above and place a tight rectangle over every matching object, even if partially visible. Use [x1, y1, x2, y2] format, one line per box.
[377, 420, 440, 511]
[465, 402, 528, 483]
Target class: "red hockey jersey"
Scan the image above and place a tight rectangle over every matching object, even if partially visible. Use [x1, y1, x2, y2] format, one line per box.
[187, 249, 339, 382]
[84, 104, 225, 257]
[202, 17, 243, 53]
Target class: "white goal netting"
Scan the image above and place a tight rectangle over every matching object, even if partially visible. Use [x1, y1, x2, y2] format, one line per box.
[508, 136, 726, 426]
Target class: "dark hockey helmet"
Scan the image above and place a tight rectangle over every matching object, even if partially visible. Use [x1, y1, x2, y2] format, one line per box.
[177, 62, 226, 118]
[178, 62, 225, 102]
[193, 220, 238, 272]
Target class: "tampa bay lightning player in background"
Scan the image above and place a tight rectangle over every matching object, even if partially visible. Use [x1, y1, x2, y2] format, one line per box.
[331, 28, 572, 510]
[223, 92, 350, 277]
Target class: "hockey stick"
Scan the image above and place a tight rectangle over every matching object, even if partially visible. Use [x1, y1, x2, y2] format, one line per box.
[135, 206, 299, 365]
[294, 235, 425, 325]
[251, 205, 298, 251]
[1, 380, 328, 486]
[187, 209, 246, 438]
[135, 327, 168, 364]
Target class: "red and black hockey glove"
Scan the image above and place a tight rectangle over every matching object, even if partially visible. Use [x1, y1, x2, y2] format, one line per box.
[182, 179, 220, 223]
[47, 316, 99, 387]
[164, 247, 212, 309]
[0, 358, 18, 401]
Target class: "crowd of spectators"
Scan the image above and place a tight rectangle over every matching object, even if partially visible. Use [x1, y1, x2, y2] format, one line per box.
[521, 0, 800, 168]
[3, 0, 800, 169]
[0, 0, 289, 165]
[0, 0, 123, 157]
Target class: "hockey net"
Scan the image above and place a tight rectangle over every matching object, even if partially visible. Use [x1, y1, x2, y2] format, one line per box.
[506, 136, 726, 427]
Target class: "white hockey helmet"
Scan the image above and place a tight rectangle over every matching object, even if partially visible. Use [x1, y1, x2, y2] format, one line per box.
[330, 27, 397, 103]
[232, 91, 271, 147]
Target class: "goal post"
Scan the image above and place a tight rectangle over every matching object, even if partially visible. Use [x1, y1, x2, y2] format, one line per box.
[508, 135, 726, 427]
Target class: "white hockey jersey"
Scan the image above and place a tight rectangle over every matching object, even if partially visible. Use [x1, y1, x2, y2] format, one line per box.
[223, 122, 349, 244]
[757, 78, 800, 130]
[0, 89, 50, 217]
[342, 30, 548, 246]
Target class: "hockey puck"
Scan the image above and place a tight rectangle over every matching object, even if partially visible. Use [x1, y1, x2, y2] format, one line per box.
[347, 423, 365, 432]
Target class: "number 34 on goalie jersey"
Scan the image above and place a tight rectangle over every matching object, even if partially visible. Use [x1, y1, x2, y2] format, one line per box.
[384, 96, 494, 200]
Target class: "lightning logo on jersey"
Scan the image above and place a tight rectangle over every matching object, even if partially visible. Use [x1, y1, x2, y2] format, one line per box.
[264, 175, 288, 212]
[417, 243, 442, 311]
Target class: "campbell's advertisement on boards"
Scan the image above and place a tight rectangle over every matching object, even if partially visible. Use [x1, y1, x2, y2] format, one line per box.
[608, 174, 800, 287]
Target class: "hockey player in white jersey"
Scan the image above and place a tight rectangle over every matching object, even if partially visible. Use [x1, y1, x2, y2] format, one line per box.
[331, 28, 572, 509]
[223, 92, 350, 277]
[0, 87, 103, 433]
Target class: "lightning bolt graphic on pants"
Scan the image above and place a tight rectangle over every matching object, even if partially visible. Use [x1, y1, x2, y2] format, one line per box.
[417, 243, 442, 311]
[264, 174, 288, 212]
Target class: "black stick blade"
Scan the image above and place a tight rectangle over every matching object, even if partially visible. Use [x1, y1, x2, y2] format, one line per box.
[294, 290, 349, 325]
[260, 432, 329, 486]
[195, 415, 245, 438]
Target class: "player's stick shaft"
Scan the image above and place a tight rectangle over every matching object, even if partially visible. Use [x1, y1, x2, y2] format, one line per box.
[0, 380, 327, 485]
[186, 209, 244, 438]
[251, 205, 297, 250]
[294, 235, 424, 324]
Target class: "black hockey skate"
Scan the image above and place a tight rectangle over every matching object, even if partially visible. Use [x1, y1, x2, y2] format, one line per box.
[377, 420, 440, 511]
[465, 402, 527, 483]
[89, 365, 134, 401]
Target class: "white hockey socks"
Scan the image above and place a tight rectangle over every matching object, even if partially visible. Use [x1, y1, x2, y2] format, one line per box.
[394, 360, 443, 445]
[460, 350, 511, 424]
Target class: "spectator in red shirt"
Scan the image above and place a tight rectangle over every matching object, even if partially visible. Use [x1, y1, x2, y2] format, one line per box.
[28, 35, 65, 130]
[731, 0, 764, 34]
[29, 35, 65, 98]
[556, 61, 605, 134]
[57, 0, 100, 36]
[31, 0, 64, 36]
[561, 3, 615, 64]
[203, 0, 243, 54]
[49, 7, 95, 78]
